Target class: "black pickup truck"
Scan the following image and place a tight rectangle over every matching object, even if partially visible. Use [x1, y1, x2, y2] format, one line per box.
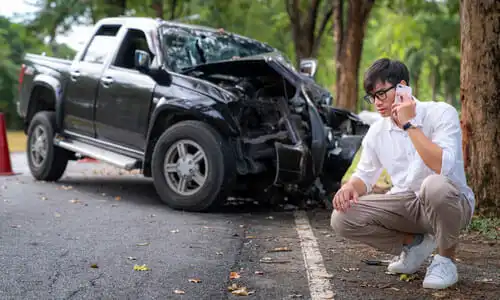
[16, 17, 368, 212]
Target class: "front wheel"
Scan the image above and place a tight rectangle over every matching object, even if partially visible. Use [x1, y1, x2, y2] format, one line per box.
[27, 111, 69, 181]
[151, 120, 235, 212]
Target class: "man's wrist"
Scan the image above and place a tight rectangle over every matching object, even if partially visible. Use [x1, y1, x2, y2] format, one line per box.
[403, 121, 416, 131]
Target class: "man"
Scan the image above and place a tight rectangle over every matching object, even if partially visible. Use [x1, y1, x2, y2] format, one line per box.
[330, 58, 475, 290]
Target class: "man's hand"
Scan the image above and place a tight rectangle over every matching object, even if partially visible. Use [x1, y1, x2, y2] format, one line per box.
[391, 90, 416, 125]
[332, 183, 359, 212]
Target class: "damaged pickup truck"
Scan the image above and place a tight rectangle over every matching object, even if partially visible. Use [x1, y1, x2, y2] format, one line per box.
[16, 17, 369, 211]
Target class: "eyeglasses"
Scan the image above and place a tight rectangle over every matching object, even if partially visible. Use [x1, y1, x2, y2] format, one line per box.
[363, 85, 396, 104]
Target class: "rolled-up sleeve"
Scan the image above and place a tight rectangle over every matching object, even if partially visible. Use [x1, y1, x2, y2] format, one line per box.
[431, 106, 461, 176]
[351, 136, 383, 194]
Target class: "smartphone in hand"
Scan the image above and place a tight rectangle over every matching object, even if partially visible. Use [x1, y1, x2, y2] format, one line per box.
[395, 84, 412, 103]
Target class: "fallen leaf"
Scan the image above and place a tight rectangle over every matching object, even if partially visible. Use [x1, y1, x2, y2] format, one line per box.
[399, 273, 418, 282]
[232, 288, 250, 296]
[114, 196, 121, 201]
[228, 283, 239, 291]
[188, 278, 201, 283]
[127, 257, 137, 260]
[90, 263, 98, 268]
[170, 229, 180, 233]
[246, 236, 256, 239]
[268, 247, 292, 252]
[136, 242, 150, 246]
[133, 264, 150, 271]
[230, 272, 241, 279]
[174, 289, 185, 294]
[69, 199, 81, 204]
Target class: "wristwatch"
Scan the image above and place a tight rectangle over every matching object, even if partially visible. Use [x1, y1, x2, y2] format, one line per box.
[402, 122, 415, 131]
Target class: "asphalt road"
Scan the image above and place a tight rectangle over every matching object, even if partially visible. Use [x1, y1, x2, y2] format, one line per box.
[0, 153, 315, 300]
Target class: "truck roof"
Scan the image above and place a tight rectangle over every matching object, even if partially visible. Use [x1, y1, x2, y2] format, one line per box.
[96, 16, 229, 34]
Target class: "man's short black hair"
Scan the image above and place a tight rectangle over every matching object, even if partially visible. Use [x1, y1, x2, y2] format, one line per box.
[363, 58, 410, 93]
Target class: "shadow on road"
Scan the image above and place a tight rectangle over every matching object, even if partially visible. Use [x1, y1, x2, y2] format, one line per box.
[56, 176, 287, 215]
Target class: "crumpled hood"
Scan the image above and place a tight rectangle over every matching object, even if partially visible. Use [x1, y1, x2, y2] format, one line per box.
[180, 52, 330, 100]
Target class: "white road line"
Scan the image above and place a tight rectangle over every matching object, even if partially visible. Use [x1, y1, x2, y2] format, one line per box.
[294, 210, 335, 300]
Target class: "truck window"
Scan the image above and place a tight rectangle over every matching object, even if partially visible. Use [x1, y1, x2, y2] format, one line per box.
[113, 29, 153, 70]
[82, 25, 121, 64]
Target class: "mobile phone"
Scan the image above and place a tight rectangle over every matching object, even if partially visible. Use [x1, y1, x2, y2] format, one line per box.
[395, 84, 412, 103]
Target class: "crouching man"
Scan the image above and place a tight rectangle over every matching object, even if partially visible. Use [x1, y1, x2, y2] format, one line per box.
[330, 58, 475, 290]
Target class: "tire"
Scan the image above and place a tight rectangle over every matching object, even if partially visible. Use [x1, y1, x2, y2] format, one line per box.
[26, 111, 69, 181]
[151, 120, 235, 212]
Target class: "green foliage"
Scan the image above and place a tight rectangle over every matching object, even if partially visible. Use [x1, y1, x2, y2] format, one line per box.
[467, 216, 500, 240]
[0, 0, 461, 129]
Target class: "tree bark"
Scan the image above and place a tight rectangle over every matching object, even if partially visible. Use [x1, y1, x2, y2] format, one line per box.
[334, 0, 375, 112]
[460, 0, 500, 217]
[152, 0, 164, 19]
[286, 0, 333, 66]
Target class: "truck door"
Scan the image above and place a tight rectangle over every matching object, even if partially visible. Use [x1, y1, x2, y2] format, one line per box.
[63, 24, 122, 138]
[94, 28, 156, 151]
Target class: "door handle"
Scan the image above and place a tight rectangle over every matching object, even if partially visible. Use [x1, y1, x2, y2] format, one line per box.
[70, 70, 81, 81]
[101, 76, 114, 87]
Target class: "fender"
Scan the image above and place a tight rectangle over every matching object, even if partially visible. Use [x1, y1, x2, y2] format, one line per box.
[142, 96, 240, 175]
[30, 74, 65, 130]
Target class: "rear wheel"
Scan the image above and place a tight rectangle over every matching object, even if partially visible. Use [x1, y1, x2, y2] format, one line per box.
[27, 111, 69, 181]
[151, 120, 235, 212]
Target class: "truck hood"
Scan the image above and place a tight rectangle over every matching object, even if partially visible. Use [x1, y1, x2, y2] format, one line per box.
[179, 52, 331, 103]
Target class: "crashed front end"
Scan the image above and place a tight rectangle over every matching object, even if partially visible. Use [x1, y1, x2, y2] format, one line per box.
[183, 55, 369, 206]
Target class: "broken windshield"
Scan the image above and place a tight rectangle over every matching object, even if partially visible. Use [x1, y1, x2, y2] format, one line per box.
[159, 25, 280, 73]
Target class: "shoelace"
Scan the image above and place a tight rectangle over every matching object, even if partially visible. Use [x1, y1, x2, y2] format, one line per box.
[391, 246, 409, 264]
[426, 261, 449, 279]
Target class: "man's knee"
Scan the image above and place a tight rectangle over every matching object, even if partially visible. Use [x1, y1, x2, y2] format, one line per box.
[420, 174, 459, 208]
[330, 210, 353, 238]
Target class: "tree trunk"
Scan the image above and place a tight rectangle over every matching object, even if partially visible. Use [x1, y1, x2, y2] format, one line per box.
[460, 0, 500, 217]
[152, 0, 164, 19]
[413, 77, 420, 98]
[334, 0, 375, 112]
[286, 0, 333, 66]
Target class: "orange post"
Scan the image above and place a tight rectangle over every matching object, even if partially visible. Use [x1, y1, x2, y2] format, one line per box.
[0, 113, 15, 176]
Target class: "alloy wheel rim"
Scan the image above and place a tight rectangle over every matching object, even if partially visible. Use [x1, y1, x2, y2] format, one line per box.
[163, 139, 208, 196]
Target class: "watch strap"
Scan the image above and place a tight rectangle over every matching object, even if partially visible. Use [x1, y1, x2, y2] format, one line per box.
[403, 122, 413, 131]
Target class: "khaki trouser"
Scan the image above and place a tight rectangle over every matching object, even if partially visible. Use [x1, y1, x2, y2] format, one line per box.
[330, 174, 472, 255]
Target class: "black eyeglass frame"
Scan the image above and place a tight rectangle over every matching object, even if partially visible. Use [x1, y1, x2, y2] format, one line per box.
[363, 84, 397, 104]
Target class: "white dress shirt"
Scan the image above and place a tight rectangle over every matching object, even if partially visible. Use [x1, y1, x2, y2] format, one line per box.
[352, 99, 475, 217]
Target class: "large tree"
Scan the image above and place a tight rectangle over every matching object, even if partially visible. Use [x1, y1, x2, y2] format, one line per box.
[460, 0, 500, 217]
[333, 0, 375, 111]
[285, 0, 333, 66]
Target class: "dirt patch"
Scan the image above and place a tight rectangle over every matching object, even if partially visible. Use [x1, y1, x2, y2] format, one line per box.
[307, 209, 500, 300]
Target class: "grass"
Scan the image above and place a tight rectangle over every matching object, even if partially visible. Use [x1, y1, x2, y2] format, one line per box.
[466, 216, 500, 240]
[6, 131, 26, 152]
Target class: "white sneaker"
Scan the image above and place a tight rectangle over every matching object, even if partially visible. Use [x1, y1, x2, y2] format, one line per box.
[387, 234, 437, 274]
[423, 254, 458, 289]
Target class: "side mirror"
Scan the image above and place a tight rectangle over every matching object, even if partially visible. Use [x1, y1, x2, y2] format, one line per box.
[299, 58, 318, 78]
[134, 50, 151, 73]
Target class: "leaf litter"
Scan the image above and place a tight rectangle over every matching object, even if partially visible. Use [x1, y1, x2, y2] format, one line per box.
[228, 283, 255, 296]
[229, 272, 240, 279]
